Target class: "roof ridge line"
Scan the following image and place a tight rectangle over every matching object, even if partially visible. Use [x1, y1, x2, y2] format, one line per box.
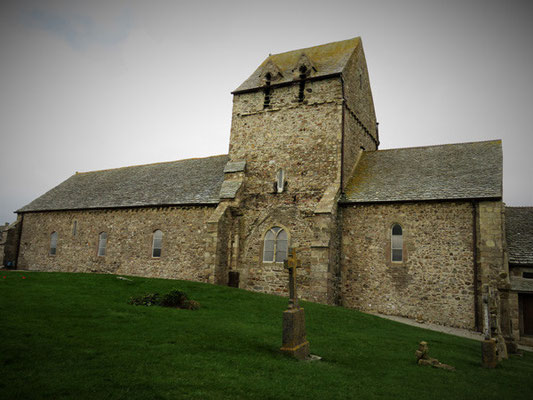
[367, 139, 502, 153]
[76, 154, 229, 175]
[266, 37, 360, 59]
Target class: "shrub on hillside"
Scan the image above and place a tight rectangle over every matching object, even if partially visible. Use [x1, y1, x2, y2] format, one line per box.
[160, 289, 189, 308]
[128, 292, 161, 306]
[128, 289, 200, 310]
[182, 299, 200, 310]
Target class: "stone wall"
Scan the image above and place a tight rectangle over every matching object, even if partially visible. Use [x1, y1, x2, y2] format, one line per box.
[476, 201, 512, 341]
[3, 218, 21, 268]
[18, 206, 214, 281]
[229, 78, 344, 195]
[477, 201, 507, 285]
[233, 198, 316, 299]
[341, 42, 378, 189]
[0, 224, 6, 265]
[342, 42, 377, 141]
[340, 201, 476, 329]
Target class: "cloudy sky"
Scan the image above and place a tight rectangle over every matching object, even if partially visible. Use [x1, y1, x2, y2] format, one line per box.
[1, 0, 532, 224]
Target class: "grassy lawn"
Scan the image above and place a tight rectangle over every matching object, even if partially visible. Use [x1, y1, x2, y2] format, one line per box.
[1, 271, 532, 400]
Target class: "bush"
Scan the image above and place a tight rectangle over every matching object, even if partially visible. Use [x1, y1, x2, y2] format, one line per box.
[182, 299, 200, 310]
[128, 289, 200, 310]
[160, 290, 189, 308]
[128, 292, 161, 306]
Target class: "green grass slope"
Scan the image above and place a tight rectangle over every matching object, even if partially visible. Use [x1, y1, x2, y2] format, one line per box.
[1, 271, 531, 400]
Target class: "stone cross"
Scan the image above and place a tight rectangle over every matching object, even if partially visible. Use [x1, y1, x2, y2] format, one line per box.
[280, 247, 310, 360]
[481, 283, 507, 367]
[284, 248, 301, 309]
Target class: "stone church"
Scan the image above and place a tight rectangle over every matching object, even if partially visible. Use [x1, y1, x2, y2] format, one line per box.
[7, 38, 533, 345]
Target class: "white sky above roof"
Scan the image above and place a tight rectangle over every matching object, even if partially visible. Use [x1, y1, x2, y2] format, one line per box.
[1, 0, 532, 224]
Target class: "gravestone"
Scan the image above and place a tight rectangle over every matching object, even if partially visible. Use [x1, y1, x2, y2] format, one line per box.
[280, 248, 310, 360]
[415, 341, 455, 371]
[481, 284, 507, 368]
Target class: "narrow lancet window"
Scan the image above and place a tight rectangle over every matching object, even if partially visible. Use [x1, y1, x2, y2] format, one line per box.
[50, 232, 58, 255]
[263, 72, 272, 109]
[298, 65, 307, 102]
[152, 230, 163, 258]
[98, 232, 107, 257]
[276, 168, 285, 193]
[263, 227, 288, 263]
[391, 224, 403, 262]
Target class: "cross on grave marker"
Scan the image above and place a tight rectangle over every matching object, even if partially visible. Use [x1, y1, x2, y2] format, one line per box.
[284, 248, 301, 309]
[280, 248, 310, 360]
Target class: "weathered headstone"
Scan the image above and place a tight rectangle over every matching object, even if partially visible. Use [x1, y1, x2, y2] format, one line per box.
[481, 338, 499, 368]
[280, 248, 310, 360]
[415, 341, 455, 371]
[481, 284, 507, 367]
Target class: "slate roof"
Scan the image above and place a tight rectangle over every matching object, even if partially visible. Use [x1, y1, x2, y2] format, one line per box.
[342, 140, 502, 203]
[18, 155, 229, 212]
[506, 207, 533, 265]
[233, 37, 360, 93]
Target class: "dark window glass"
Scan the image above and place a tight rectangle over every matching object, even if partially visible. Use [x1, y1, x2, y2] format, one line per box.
[392, 224, 402, 236]
[391, 224, 403, 262]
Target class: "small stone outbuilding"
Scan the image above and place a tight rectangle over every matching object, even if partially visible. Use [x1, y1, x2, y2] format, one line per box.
[506, 207, 533, 345]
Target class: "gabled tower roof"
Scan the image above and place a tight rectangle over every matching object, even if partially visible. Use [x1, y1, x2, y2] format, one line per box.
[233, 37, 361, 93]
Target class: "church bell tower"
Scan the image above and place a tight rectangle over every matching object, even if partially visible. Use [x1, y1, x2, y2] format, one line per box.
[209, 38, 378, 304]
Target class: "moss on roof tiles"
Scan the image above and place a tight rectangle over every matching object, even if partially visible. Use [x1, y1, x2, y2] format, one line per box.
[342, 140, 503, 203]
[234, 37, 360, 92]
[18, 154, 229, 212]
[506, 207, 533, 265]
[259, 37, 360, 72]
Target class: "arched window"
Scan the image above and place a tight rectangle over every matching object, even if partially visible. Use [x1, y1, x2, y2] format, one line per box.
[50, 232, 58, 255]
[276, 168, 285, 193]
[391, 224, 403, 262]
[263, 227, 288, 263]
[298, 65, 307, 102]
[98, 232, 107, 257]
[152, 230, 163, 258]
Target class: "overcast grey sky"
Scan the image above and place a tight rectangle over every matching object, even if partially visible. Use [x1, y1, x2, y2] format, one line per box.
[1, 0, 532, 224]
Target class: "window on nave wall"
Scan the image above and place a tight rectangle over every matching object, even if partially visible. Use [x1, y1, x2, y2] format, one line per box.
[49, 232, 58, 255]
[152, 230, 163, 258]
[391, 224, 403, 262]
[98, 232, 107, 257]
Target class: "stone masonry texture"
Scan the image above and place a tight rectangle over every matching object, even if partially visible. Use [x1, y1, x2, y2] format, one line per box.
[18, 207, 215, 282]
[340, 201, 476, 329]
